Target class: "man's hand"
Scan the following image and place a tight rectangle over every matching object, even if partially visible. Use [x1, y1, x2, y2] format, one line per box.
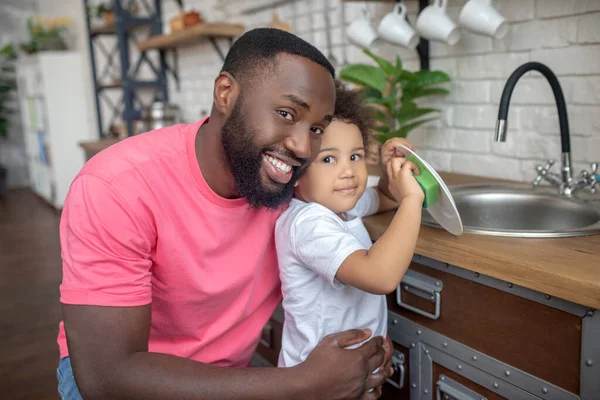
[370, 334, 394, 396]
[382, 334, 393, 373]
[297, 329, 393, 400]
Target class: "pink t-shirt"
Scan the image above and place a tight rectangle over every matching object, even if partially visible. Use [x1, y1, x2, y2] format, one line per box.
[57, 118, 283, 367]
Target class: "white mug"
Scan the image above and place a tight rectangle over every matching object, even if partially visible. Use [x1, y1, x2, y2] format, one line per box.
[416, 0, 461, 45]
[347, 9, 379, 50]
[378, 3, 419, 50]
[459, 0, 507, 39]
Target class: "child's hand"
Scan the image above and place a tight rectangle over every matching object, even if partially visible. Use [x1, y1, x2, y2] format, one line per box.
[380, 138, 415, 172]
[386, 157, 424, 203]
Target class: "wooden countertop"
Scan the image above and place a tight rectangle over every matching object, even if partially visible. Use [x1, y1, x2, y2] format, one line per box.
[363, 170, 600, 309]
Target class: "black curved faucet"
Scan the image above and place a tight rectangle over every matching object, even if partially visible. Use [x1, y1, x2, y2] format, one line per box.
[495, 62, 576, 192]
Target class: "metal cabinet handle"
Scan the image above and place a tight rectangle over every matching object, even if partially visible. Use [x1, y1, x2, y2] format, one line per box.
[397, 269, 443, 320]
[385, 351, 405, 389]
[260, 321, 273, 348]
[436, 375, 486, 400]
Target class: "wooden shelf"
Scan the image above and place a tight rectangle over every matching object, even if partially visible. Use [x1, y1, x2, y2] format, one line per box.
[89, 22, 150, 36]
[97, 82, 122, 90]
[137, 23, 245, 51]
[89, 24, 117, 35]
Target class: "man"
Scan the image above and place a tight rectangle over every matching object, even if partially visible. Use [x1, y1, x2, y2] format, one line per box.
[57, 28, 393, 399]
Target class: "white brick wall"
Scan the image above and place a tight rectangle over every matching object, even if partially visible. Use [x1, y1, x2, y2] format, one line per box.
[168, 0, 600, 183]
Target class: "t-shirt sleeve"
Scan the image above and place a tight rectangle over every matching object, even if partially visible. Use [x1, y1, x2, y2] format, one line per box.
[59, 174, 155, 307]
[345, 187, 380, 219]
[291, 205, 367, 289]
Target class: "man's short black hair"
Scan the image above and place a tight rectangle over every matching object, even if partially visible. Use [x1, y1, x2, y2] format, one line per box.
[333, 80, 374, 148]
[221, 28, 335, 83]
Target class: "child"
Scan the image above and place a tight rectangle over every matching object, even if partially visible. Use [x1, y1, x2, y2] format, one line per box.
[275, 80, 424, 369]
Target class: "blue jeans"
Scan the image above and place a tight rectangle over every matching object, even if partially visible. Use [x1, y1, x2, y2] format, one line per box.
[56, 357, 84, 400]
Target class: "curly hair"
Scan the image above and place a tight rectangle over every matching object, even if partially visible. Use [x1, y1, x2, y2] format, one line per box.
[333, 80, 375, 148]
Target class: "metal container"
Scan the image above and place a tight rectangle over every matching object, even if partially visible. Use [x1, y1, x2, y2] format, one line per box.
[142, 101, 181, 131]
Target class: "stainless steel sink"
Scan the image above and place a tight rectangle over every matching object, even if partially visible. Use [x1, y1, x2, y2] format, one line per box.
[422, 184, 600, 238]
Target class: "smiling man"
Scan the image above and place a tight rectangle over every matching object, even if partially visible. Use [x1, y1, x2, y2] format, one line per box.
[56, 29, 392, 400]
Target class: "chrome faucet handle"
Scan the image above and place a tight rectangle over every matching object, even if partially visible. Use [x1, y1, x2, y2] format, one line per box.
[586, 162, 598, 193]
[533, 160, 559, 187]
[572, 162, 599, 194]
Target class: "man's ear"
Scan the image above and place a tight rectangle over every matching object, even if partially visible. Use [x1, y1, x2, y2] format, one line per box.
[213, 72, 239, 117]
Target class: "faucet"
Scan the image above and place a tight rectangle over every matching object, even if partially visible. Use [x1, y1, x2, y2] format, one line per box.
[495, 62, 598, 196]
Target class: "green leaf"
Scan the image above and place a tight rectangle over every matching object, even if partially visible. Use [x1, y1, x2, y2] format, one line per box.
[364, 96, 391, 107]
[362, 86, 382, 99]
[397, 70, 418, 84]
[376, 134, 390, 143]
[395, 56, 403, 74]
[412, 70, 451, 87]
[339, 64, 386, 94]
[364, 92, 396, 112]
[392, 117, 438, 138]
[363, 49, 395, 77]
[396, 101, 418, 114]
[396, 108, 440, 126]
[402, 87, 449, 103]
[411, 87, 449, 99]
[373, 108, 388, 123]
[372, 125, 390, 134]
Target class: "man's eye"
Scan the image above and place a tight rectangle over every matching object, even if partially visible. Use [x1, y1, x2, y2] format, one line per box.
[277, 110, 293, 120]
[322, 156, 335, 164]
[311, 127, 324, 135]
[351, 154, 362, 161]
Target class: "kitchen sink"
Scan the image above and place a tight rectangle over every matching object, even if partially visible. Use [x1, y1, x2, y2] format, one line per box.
[422, 184, 600, 238]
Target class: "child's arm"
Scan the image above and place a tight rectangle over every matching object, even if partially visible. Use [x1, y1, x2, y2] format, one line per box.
[336, 157, 424, 295]
[375, 183, 398, 213]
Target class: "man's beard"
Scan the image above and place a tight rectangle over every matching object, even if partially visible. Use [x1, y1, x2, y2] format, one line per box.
[221, 97, 308, 209]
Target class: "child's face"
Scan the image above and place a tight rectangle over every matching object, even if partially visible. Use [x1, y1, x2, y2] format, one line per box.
[295, 120, 368, 215]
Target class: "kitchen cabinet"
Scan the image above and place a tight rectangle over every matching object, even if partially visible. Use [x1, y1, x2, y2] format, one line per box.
[383, 255, 597, 400]
[15, 52, 96, 209]
[254, 308, 284, 368]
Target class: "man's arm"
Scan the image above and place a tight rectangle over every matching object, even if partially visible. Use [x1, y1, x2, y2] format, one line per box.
[64, 304, 391, 400]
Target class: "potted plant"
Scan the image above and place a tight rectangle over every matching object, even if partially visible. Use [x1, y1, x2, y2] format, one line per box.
[95, 3, 115, 26]
[91, 2, 138, 27]
[0, 44, 17, 198]
[340, 49, 451, 144]
[20, 16, 73, 54]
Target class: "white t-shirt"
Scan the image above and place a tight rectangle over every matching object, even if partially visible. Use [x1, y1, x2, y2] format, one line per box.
[275, 187, 388, 367]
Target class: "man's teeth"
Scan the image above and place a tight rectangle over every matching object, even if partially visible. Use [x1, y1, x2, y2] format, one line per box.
[266, 155, 292, 173]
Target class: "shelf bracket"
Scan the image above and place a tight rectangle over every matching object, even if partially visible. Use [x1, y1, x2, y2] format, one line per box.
[208, 37, 234, 62]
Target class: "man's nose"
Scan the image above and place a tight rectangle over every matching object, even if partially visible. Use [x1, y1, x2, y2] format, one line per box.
[283, 127, 312, 160]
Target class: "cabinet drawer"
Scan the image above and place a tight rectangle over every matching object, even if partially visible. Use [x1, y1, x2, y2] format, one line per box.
[434, 363, 508, 400]
[387, 261, 582, 394]
[255, 318, 283, 367]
